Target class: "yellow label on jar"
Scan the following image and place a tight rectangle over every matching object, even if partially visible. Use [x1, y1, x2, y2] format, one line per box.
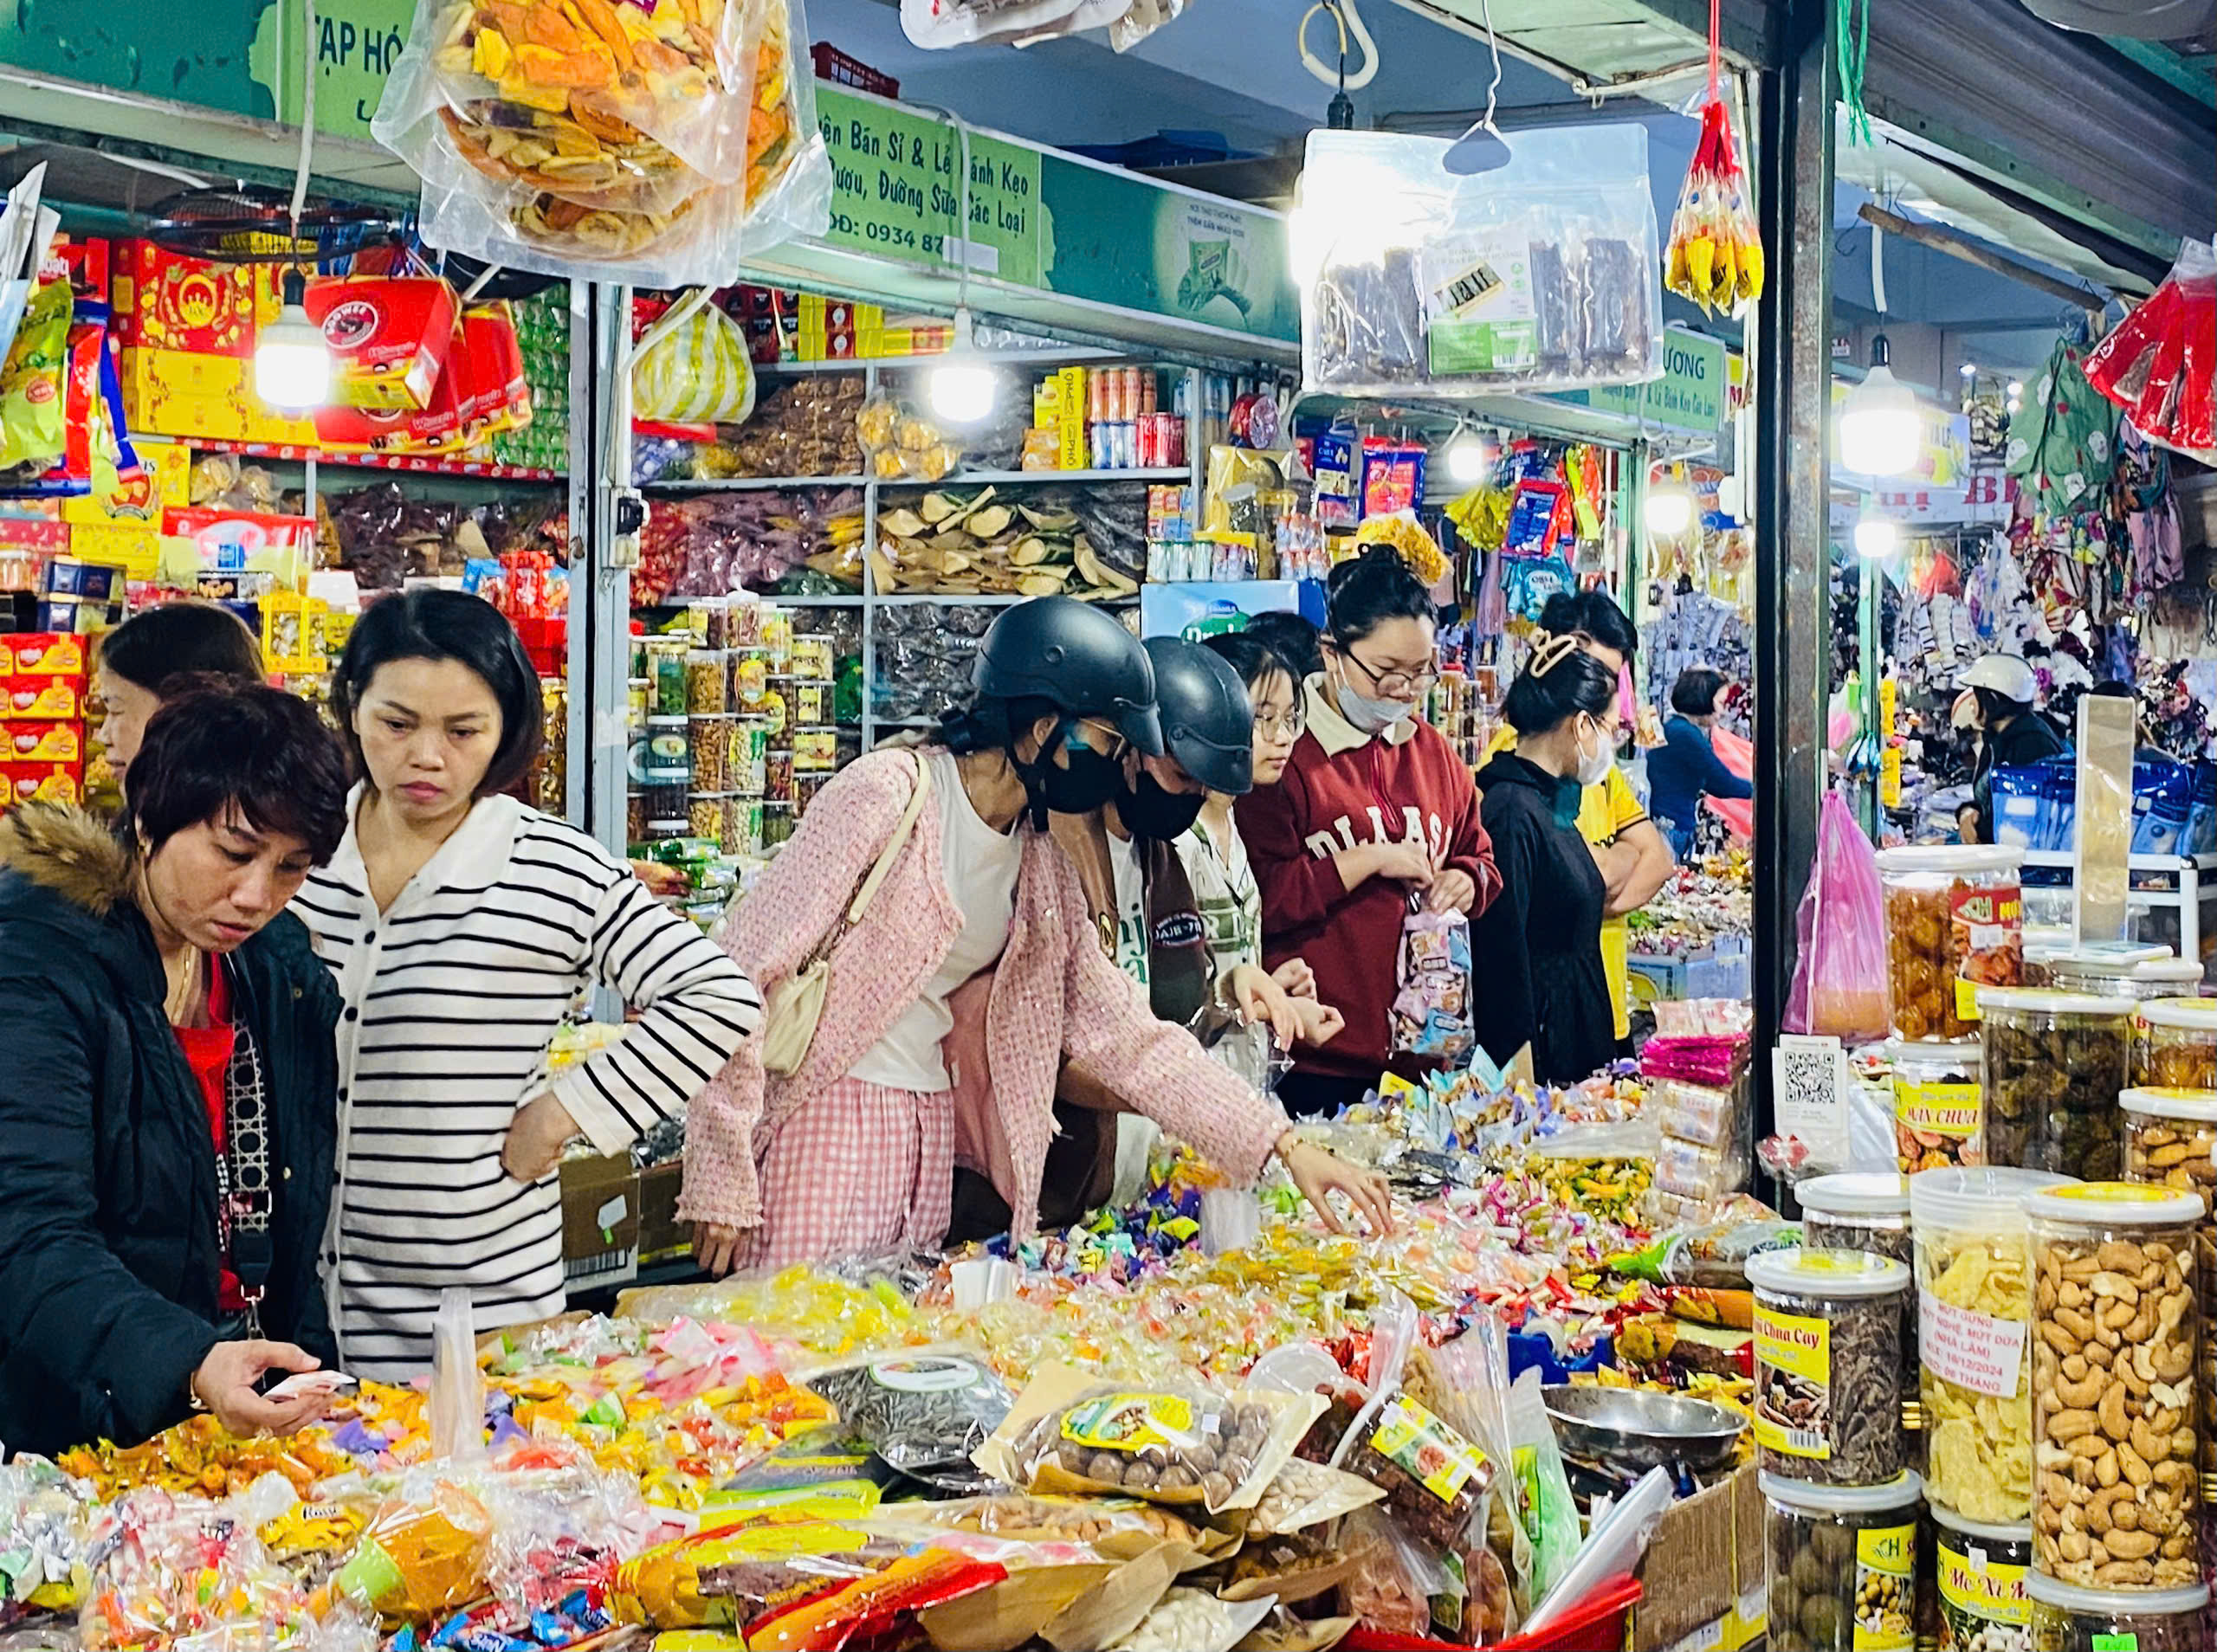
[1752, 1304, 1832, 1459]
[1897, 1079, 1981, 1139]
[1955, 976, 1985, 1021]
[1936, 1535, 2027, 1627]
[1853, 1524, 1915, 1652]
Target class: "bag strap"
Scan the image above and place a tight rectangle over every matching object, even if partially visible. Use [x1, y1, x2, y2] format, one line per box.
[797, 752, 933, 971]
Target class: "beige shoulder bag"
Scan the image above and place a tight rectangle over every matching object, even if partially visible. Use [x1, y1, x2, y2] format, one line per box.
[759, 752, 934, 1075]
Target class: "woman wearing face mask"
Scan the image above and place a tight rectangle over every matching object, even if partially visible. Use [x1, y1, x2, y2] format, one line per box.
[1470, 639, 1621, 1084]
[682, 597, 1391, 1272]
[294, 592, 761, 1378]
[1238, 546, 1500, 1119]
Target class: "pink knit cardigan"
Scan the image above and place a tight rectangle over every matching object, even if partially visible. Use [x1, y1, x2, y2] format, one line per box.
[677, 746, 1285, 1242]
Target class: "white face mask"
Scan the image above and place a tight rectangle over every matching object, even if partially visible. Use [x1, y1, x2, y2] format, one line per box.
[1335, 680, 1412, 735]
[1574, 719, 1615, 787]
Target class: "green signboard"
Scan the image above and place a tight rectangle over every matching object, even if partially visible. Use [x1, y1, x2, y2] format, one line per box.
[817, 91, 1044, 290]
[1558, 326, 1729, 434]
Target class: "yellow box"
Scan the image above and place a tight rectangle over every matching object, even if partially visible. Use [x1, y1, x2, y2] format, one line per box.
[69, 524, 161, 583]
[118, 349, 251, 442]
[63, 441, 191, 528]
[1057, 366, 1087, 470]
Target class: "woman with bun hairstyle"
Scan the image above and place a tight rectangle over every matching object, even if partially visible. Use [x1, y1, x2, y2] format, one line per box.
[682, 596, 1391, 1272]
[1238, 546, 1500, 1118]
[1470, 637, 1621, 1083]
[97, 602, 264, 794]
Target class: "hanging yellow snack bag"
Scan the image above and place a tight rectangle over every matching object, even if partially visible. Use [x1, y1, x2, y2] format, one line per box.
[0, 274, 71, 472]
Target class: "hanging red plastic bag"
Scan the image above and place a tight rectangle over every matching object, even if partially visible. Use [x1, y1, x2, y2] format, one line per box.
[1664, 95, 1763, 318]
[1781, 790, 1889, 1043]
[2084, 238, 2216, 463]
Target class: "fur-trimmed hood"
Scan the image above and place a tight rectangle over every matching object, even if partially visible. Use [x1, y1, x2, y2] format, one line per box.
[0, 802, 134, 916]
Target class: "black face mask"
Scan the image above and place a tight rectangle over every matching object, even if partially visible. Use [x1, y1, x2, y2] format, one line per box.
[1019, 721, 1125, 826]
[1116, 772, 1206, 840]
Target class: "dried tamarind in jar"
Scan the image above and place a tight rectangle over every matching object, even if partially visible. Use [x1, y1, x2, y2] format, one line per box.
[1749, 1249, 1910, 1486]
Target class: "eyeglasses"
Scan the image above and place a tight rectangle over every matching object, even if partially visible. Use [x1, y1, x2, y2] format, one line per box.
[1066, 718, 1131, 762]
[1254, 708, 1307, 739]
[1341, 648, 1442, 699]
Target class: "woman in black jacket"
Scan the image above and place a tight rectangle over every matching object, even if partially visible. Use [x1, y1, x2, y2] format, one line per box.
[0, 684, 350, 1455]
[1470, 638, 1621, 1085]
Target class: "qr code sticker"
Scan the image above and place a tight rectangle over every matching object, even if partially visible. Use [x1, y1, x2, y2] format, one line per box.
[1772, 1034, 1849, 1165]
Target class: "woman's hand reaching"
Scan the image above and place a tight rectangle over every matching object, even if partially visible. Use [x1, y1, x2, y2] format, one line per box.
[1277, 1132, 1393, 1236]
[1227, 965, 1304, 1049]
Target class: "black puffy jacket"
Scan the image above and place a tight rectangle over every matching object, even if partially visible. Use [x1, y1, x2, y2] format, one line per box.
[0, 804, 340, 1456]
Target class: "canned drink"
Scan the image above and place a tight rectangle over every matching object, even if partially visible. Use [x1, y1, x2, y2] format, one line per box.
[1139, 370, 1158, 417]
[1136, 414, 1157, 468]
[1086, 367, 1106, 424]
[1122, 366, 1141, 421]
[1117, 422, 1137, 471]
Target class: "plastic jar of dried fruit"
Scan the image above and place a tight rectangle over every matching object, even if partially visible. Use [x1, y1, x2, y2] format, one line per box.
[2026, 1574, 2209, 1652]
[2132, 998, 2217, 1090]
[2046, 943, 2171, 998]
[1878, 846, 2026, 1042]
[2025, 1181, 2206, 1591]
[1749, 1249, 1911, 1485]
[1911, 1167, 2072, 1525]
[1888, 1041, 1985, 1173]
[1763, 1469, 1921, 1652]
[1931, 1503, 2031, 1652]
[1978, 991, 2134, 1177]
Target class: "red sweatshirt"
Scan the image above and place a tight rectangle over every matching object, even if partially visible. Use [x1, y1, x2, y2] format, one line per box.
[1238, 675, 1500, 1080]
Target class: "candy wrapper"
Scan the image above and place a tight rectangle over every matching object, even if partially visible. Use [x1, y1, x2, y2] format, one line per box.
[0, 1455, 91, 1626]
[1391, 902, 1473, 1062]
[312, 1480, 494, 1625]
[1664, 94, 1763, 318]
[979, 1364, 1325, 1517]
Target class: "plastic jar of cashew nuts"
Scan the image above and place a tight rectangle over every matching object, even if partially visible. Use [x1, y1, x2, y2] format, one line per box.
[2024, 1181, 2206, 1591]
[2026, 1573, 2209, 1652]
[1762, 1469, 1922, 1652]
[2117, 1086, 2217, 1493]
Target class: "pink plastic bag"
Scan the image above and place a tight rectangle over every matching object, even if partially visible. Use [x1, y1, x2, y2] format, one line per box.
[1704, 726, 1755, 842]
[1782, 791, 1889, 1042]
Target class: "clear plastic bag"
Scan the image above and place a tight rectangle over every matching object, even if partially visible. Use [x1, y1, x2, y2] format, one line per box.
[804, 1347, 1014, 1493]
[1391, 902, 1473, 1060]
[1297, 125, 1661, 398]
[633, 290, 757, 424]
[1505, 1371, 1580, 1603]
[428, 1287, 484, 1464]
[1784, 790, 1890, 1043]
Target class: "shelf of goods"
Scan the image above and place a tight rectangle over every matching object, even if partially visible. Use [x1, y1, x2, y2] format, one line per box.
[2019, 850, 2217, 962]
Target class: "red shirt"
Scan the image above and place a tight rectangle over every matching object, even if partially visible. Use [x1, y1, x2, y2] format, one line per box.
[1237, 677, 1500, 1080]
[172, 965, 246, 1313]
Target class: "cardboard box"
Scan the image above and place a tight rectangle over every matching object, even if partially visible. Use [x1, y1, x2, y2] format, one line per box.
[0, 758, 84, 806]
[559, 1152, 640, 1285]
[3, 721, 83, 763]
[305, 275, 456, 411]
[117, 348, 254, 442]
[1632, 1461, 1761, 1652]
[0, 518, 68, 556]
[112, 241, 257, 356]
[69, 524, 161, 582]
[1, 634, 87, 676]
[636, 1159, 690, 1267]
[0, 675, 86, 720]
[63, 438, 191, 528]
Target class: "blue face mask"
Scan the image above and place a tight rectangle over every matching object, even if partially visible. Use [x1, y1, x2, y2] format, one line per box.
[1335, 681, 1413, 736]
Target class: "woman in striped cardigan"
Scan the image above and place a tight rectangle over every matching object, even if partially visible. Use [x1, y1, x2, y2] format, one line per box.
[294, 593, 761, 1379]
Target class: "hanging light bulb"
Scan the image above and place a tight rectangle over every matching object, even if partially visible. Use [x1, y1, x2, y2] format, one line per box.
[1853, 515, 1899, 559]
[927, 307, 997, 426]
[1444, 423, 1494, 486]
[1644, 466, 1694, 537]
[1839, 333, 1922, 478]
[255, 268, 330, 411]
[1959, 362, 1979, 379]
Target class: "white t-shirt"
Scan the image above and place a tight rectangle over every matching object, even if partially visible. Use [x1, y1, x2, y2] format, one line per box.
[846, 752, 1021, 1094]
[1107, 829, 1149, 988]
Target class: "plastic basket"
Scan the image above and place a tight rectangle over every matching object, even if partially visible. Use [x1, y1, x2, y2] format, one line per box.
[1343, 1573, 1641, 1652]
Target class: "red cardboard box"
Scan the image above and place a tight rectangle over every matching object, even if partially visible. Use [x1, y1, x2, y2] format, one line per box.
[3, 634, 89, 677]
[0, 676, 87, 720]
[304, 275, 456, 411]
[0, 518, 68, 555]
[0, 759, 84, 807]
[3, 722, 83, 763]
[112, 241, 258, 356]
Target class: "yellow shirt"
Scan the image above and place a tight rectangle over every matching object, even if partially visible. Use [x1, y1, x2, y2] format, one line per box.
[1483, 727, 1651, 1040]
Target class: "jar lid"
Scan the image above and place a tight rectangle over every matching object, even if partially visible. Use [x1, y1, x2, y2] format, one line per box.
[2133, 959, 2207, 985]
[1975, 987, 2137, 1018]
[2023, 1572, 2210, 1615]
[1883, 1038, 1982, 1068]
[1927, 1502, 2032, 1546]
[1910, 1165, 2073, 1230]
[2049, 942, 2173, 976]
[2119, 1086, 2217, 1123]
[1876, 845, 2024, 874]
[2140, 997, 2217, 1029]
[1758, 1468, 1923, 1514]
[1797, 1172, 1912, 1220]
[2023, 1180, 2207, 1224]
[1745, 1247, 1910, 1298]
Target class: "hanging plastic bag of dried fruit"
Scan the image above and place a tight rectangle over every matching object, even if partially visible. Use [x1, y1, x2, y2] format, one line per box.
[1663, 5, 1762, 318]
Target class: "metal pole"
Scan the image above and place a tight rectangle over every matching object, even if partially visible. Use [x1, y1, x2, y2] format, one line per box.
[1751, 0, 1837, 1145]
[1859, 550, 1878, 837]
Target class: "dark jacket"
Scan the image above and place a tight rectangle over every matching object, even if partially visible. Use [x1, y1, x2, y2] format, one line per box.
[0, 804, 341, 1455]
[1971, 712, 2070, 840]
[1471, 753, 1615, 1086]
[1647, 714, 1754, 833]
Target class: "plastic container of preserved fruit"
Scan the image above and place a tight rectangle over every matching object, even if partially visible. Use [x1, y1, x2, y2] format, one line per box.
[1930, 1504, 2031, 1652]
[1912, 1167, 2072, 1526]
[1763, 1469, 1922, 1652]
[1888, 1041, 1985, 1173]
[2024, 1181, 2206, 1591]
[2026, 1573, 2209, 1652]
[1977, 991, 2134, 1178]
[2133, 997, 2217, 1090]
[2020, 932, 2073, 989]
[1878, 846, 2026, 1042]
[1748, 1249, 1911, 1485]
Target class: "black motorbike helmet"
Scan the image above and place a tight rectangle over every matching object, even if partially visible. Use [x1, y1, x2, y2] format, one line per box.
[1142, 636, 1254, 795]
[971, 596, 1162, 757]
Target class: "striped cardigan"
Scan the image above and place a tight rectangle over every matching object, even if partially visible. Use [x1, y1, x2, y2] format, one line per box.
[679, 746, 1284, 1249]
[295, 790, 761, 1378]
